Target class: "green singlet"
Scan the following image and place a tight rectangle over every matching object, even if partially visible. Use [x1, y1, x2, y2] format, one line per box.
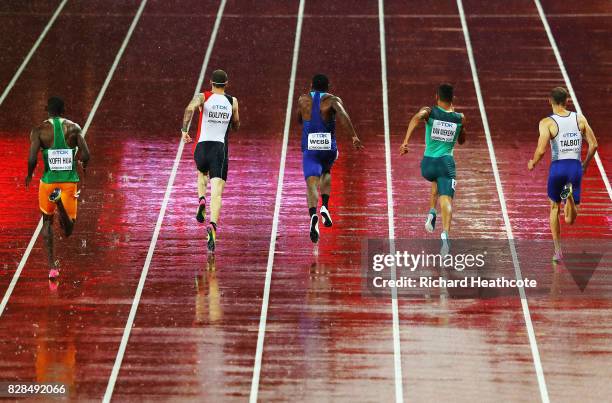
[421, 106, 463, 198]
[424, 105, 463, 157]
[41, 117, 79, 184]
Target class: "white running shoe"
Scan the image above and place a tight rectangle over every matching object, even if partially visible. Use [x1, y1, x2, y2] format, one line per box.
[309, 215, 320, 243]
[440, 231, 450, 257]
[320, 205, 333, 227]
[425, 211, 436, 233]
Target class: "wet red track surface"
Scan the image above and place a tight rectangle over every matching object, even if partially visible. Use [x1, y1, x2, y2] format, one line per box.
[0, 0, 611, 402]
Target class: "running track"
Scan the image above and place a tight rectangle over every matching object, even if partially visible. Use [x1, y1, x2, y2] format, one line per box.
[0, 0, 610, 401]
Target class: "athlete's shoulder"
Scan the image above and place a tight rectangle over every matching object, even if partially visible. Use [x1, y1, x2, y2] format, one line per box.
[322, 94, 341, 106]
[539, 116, 554, 125]
[298, 93, 311, 104]
[538, 116, 556, 136]
[33, 120, 48, 131]
[416, 106, 431, 119]
[63, 118, 82, 130]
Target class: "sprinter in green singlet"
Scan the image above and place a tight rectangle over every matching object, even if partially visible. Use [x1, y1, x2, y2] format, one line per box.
[26, 97, 90, 280]
[399, 84, 466, 254]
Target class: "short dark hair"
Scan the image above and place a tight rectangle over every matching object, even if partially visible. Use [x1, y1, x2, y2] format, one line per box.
[312, 74, 329, 92]
[437, 83, 454, 102]
[550, 86, 569, 105]
[211, 69, 228, 88]
[47, 96, 65, 116]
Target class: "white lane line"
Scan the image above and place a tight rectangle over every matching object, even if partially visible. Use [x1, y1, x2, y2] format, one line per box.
[0, 0, 68, 107]
[249, 0, 304, 401]
[102, 1, 227, 401]
[377, 1, 404, 402]
[0, 0, 149, 319]
[456, 1, 550, 402]
[533, 0, 612, 202]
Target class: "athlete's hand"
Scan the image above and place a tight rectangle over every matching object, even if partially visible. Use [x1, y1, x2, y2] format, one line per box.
[78, 161, 87, 187]
[399, 142, 409, 155]
[25, 175, 32, 188]
[527, 159, 535, 171]
[582, 162, 587, 173]
[352, 136, 363, 150]
[182, 131, 192, 143]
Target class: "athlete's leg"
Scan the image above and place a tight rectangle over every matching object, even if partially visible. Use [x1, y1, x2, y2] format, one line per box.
[439, 195, 452, 234]
[306, 176, 320, 211]
[550, 200, 561, 253]
[197, 171, 209, 199]
[564, 192, 578, 224]
[422, 157, 441, 233]
[209, 177, 225, 225]
[205, 177, 225, 252]
[55, 199, 75, 237]
[306, 176, 320, 243]
[320, 172, 331, 202]
[424, 182, 438, 233]
[303, 150, 324, 243]
[319, 171, 333, 227]
[196, 171, 209, 223]
[47, 185, 75, 237]
[430, 182, 439, 210]
[41, 213, 55, 269]
[194, 142, 210, 223]
[563, 162, 582, 225]
[436, 156, 455, 239]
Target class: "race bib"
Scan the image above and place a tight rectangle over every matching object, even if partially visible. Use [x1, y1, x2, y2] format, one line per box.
[430, 119, 457, 142]
[48, 149, 73, 171]
[307, 132, 332, 150]
[559, 132, 582, 155]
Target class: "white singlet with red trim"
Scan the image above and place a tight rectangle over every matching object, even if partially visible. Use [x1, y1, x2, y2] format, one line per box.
[196, 91, 233, 144]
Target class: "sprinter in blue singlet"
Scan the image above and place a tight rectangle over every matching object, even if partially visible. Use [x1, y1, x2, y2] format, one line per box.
[528, 87, 598, 261]
[297, 74, 363, 243]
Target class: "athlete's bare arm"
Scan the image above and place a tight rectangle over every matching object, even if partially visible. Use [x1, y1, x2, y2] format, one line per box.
[26, 127, 41, 187]
[400, 107, 430, 155]
[71, 124, 90, 169]
[458, 113, 467, 145]
[296, 94, 311, 124]
[329, 96, 362, 149]
[578, 114, 598, 172]
[528, 117, 553, 171]
[181, 93, 205, 143]
[231, 97, 240, 131]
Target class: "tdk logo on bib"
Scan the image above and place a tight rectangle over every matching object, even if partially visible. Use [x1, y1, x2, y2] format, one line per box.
[308, 132, 332, 150]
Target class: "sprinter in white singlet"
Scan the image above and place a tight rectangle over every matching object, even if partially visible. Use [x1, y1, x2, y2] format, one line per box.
[182, 70, 240, 252]
[528, 87, 598, 261]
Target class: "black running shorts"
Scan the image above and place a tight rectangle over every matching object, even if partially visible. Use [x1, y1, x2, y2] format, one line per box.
[194, 141, 228, 181]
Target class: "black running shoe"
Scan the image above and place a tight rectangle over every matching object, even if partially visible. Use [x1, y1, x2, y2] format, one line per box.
[196, 198, 206, 223]
[309, 215, 319, 243]
[49, 188, 61, 203]
[207, 225, 216, 252]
